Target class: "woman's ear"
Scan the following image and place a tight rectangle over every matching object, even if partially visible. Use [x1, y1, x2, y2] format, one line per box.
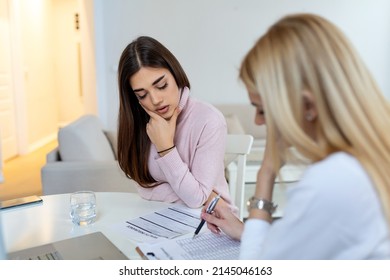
[303, 90, 318, 122]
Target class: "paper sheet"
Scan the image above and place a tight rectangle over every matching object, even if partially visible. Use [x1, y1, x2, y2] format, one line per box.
[113, 206, 201, 242]
[136, 231, 241, 260]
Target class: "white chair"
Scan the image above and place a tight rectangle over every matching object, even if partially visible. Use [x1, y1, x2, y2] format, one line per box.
[225, 134, 253, 220]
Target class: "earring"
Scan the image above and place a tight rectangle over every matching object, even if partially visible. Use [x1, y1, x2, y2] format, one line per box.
[305, 113, 314, 121]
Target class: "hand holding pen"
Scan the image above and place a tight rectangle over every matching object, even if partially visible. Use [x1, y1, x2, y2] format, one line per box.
[193, 194, 221, 238]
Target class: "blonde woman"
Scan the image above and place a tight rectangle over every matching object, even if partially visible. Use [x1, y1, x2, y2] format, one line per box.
[203, 13, 390, 259]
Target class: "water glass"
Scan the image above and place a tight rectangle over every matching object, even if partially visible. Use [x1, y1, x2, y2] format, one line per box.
[70, 191, 97, 226]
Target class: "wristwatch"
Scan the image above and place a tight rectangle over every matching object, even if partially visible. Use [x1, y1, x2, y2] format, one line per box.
[247, 196, 277, 215]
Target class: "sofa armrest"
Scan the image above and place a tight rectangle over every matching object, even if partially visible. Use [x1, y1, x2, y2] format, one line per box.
[41, 161, 138, 195]
[46, 147, 61, 162]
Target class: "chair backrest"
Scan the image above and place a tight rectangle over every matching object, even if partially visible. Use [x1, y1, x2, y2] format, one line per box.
[225, 134, 253, 219]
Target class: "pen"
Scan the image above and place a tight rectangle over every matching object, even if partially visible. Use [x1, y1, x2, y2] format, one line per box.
[193, 194, 221, 238]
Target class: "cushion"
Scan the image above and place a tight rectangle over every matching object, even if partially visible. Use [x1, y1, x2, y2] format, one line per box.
[225, 114, 245, 134]
[104, 130, 118, 159]
[58, 115, 115, 161]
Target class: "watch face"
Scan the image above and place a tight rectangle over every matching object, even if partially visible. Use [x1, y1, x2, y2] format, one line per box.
[247, 197, 276, 214]
[258, 200, 265, 209]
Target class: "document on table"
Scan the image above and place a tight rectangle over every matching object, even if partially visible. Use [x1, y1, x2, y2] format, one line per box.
[114, 206, 201, 242]
[136, 231, 241, 260]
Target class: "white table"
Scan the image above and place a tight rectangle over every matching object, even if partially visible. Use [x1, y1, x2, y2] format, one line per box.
[1, 192, 176, 260]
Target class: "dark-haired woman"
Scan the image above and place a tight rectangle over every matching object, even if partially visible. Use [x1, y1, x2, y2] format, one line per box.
[117, 36, 234, 209]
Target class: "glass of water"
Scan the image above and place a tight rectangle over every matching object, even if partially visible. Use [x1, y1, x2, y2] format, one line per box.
[70, 191, 97, 226]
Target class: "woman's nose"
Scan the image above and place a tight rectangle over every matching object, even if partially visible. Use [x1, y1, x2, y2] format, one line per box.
[149, 90, 162, 105]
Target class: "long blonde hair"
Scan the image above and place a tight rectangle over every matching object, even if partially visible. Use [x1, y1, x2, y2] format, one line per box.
[240, 13, 390, 224]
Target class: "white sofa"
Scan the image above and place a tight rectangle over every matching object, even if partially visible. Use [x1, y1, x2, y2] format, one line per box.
[41, 115, 138, 195]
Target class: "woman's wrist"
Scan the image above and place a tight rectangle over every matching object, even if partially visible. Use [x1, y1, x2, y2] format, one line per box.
[254, 165, 276, 199]
[248, 208, 272, 223]
[249, 165, 277, 223]
[157, 144, 175, 157]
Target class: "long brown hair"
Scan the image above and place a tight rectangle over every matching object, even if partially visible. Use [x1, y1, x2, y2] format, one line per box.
[117, 36, 190, 188]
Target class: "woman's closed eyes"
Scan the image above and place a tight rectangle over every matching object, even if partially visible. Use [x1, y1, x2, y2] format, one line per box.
[156, 82, 168, 90]
[135, 83, 169, 100]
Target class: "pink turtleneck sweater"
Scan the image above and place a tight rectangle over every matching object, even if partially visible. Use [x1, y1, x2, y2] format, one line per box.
[136, 87, 233, 208]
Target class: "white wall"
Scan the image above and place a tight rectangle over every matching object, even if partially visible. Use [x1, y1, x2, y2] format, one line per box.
[79, 0, 98, 117]
[19, 0, 59, 150]
[6, 0, 92, 156]
[53, 0, 84, 125]
[94, 0, 390, 130]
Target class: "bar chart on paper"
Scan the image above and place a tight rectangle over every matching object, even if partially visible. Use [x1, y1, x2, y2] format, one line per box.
[113, 206, 201, 242]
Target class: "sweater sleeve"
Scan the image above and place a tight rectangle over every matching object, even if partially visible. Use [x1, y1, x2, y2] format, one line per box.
[155, 119, 230, 208]
[239, 177, 338, 259]
[239, 219, 271, 259]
